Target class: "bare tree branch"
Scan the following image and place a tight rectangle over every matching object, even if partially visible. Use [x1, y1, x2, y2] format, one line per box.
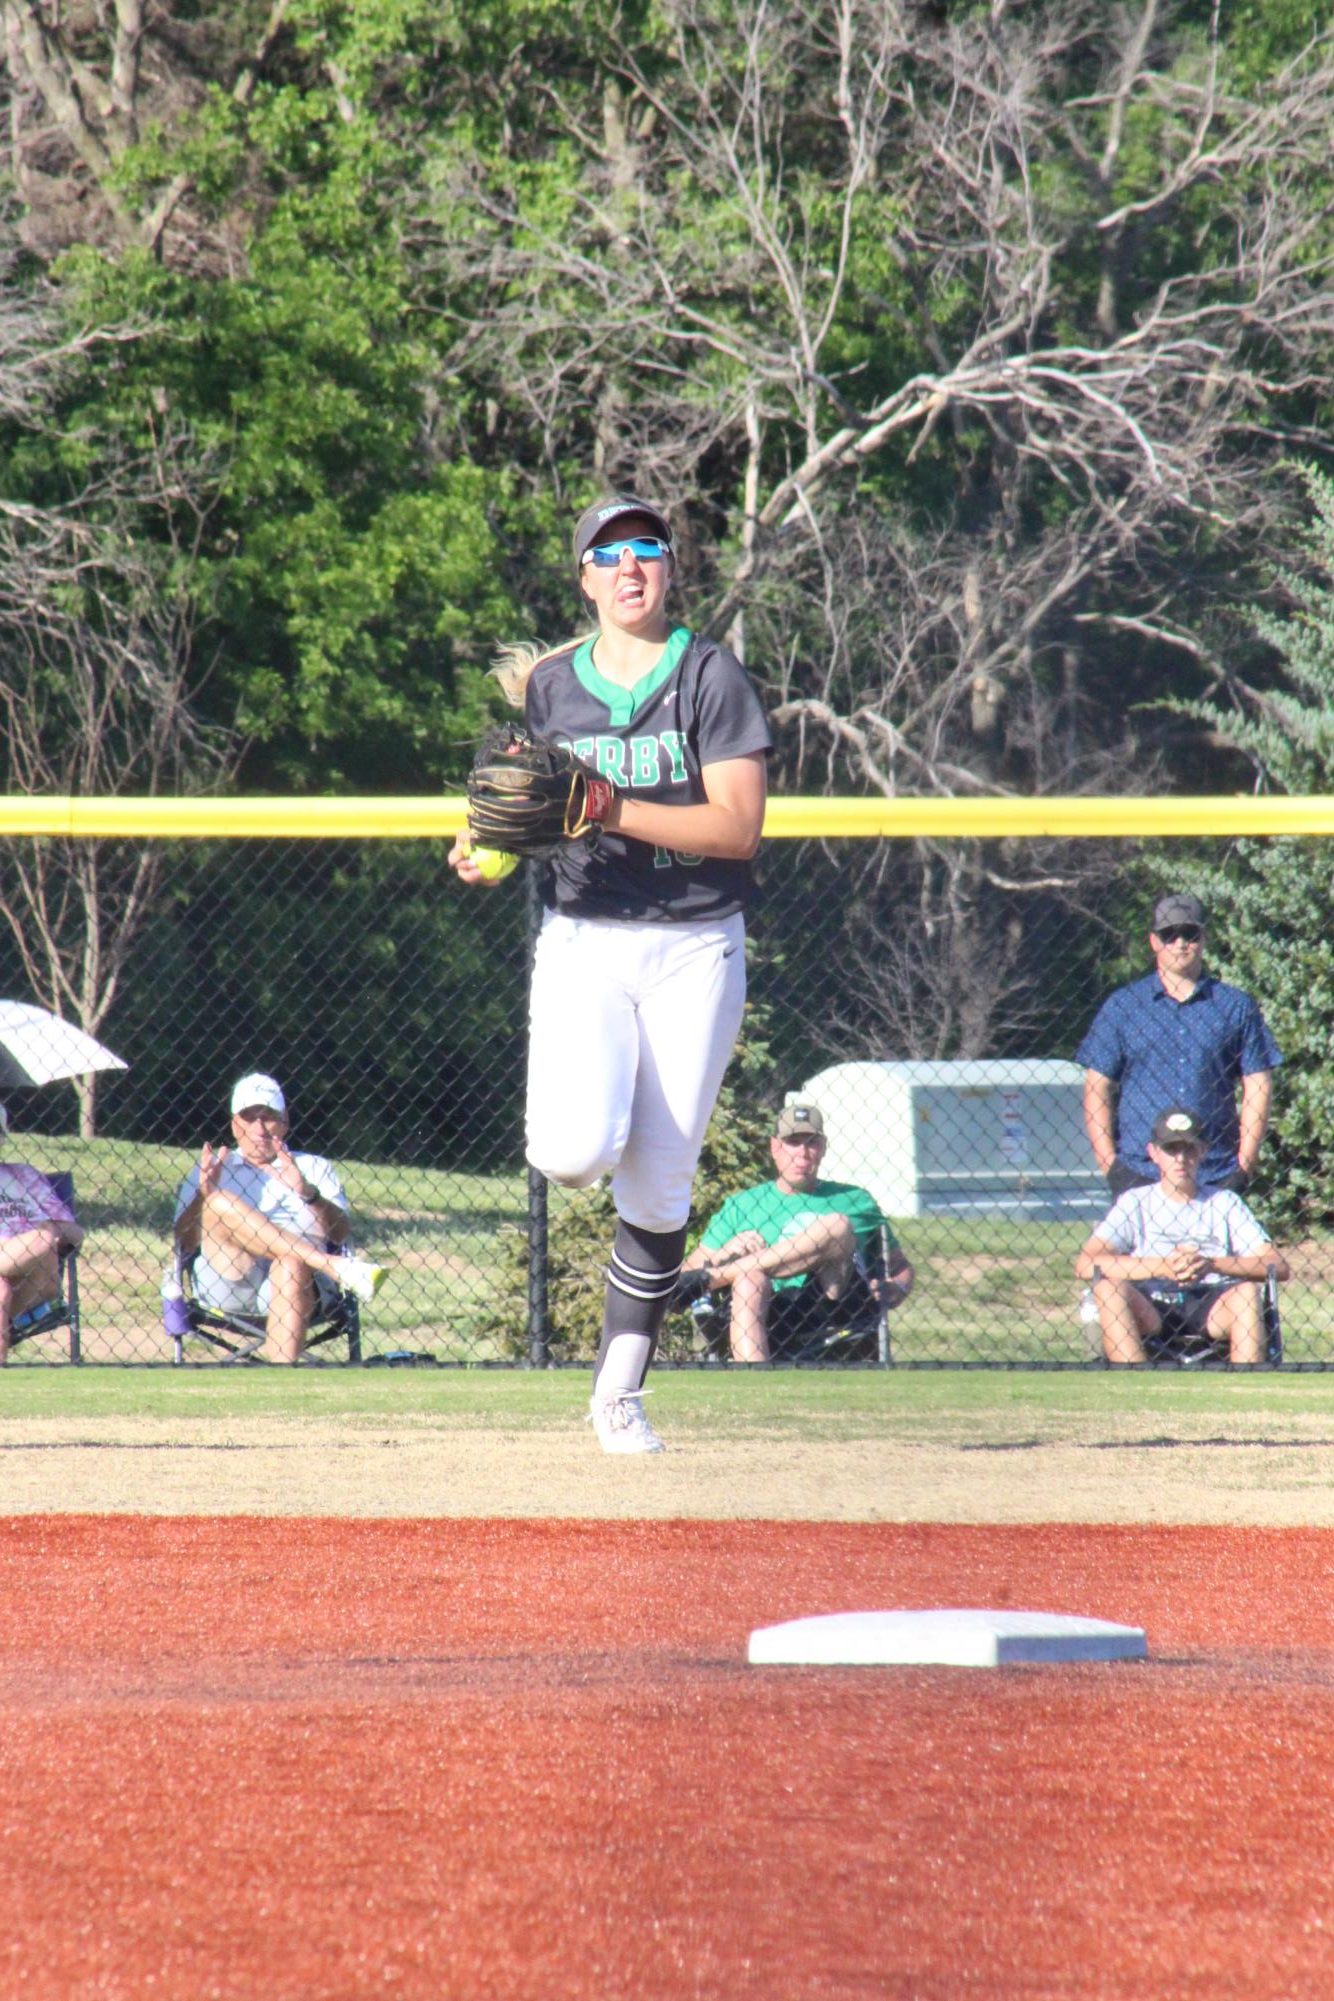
[0, 388, 238, 1131]
[1, 0, 295, 260]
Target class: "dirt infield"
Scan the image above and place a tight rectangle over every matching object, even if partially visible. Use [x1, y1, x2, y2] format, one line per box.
[8, 1408, 1334, 1522]
[4, 1515, 1334, 1998]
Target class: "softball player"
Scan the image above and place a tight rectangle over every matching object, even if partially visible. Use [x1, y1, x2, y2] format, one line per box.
[450, 494, 771, 1452]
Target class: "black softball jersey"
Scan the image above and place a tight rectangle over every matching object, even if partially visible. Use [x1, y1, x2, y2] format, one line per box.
[523, 627, 772, 923]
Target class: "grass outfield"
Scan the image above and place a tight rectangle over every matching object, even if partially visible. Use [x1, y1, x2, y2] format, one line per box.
[4, 1365, 1334, 1521]
[5, 1362, 1334, 1431]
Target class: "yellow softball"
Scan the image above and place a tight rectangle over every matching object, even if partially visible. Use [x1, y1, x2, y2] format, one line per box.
[471, 845, 519, 882]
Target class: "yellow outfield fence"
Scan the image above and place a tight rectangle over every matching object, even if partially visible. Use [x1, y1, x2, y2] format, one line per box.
[0, 794, 1324, 1367]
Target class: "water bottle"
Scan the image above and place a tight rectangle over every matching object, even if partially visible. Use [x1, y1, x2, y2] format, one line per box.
[690, 1290, 722, 1360]
[161, 1266, 192, 1339]
[10, 1301, 50, 1337]
[1079, 1285, 1101, 1357]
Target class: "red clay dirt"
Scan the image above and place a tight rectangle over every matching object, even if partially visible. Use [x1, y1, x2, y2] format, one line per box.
[2, 1517, 1333, 1999]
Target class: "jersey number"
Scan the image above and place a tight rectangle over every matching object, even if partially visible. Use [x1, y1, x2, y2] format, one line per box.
[653, 845, 705, 870]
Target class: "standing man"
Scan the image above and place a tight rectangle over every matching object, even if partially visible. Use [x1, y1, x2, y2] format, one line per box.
[1077, 893, 1281, 1199]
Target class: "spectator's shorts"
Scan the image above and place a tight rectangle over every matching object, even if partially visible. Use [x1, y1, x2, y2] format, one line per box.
[194, 1254, 269, 1317]
[769, 1269, 879, 1359]
[1132, 1277, 1245, 1340]
[194, 1255, 338, 1320]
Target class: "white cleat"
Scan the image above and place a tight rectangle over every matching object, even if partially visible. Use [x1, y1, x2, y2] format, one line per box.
[589, 1392, 665, 1455]
[341, 1258, 388, 1305]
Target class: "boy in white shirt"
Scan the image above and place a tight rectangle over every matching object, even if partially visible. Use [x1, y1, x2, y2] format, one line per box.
[1075, 1105, 1288, 1366]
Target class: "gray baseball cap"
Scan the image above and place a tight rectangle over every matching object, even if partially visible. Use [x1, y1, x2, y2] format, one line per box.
[774, 1102, 825, 1140]
[572, 495, 673, 567]
[1152, 893, 1206, 932]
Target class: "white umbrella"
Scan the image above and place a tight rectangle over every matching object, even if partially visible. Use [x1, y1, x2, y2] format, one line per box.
[0, 1000, 128, 1089]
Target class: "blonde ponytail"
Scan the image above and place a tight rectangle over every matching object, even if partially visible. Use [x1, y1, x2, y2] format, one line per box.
[488, 634, 594, 709]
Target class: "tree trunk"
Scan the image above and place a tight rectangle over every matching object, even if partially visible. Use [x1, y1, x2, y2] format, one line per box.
[74, 1069, 97, 1141]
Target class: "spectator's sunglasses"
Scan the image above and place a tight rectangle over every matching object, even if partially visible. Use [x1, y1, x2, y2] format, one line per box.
[583, 536, 672, 568]
[1157, 925, 1202, 943]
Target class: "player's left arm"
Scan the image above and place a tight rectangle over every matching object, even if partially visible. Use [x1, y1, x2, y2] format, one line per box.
[268, 1144, 351, 1245]
[606, 752, 767, 859]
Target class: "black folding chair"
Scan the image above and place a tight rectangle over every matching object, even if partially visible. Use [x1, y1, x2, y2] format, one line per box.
[166, 1243, 362, 1365]
[677, 1226, 897, 1367]
[7, 1170, 81, 1363]
[1090, 1264, 1281, 1367]
[773, 1227, 896, 1367]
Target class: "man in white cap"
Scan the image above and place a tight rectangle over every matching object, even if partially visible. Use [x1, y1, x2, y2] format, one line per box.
[173, 1073, 386, 1364]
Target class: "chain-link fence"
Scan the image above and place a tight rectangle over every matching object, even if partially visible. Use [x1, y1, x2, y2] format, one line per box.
[0, 827, 1324, 1366]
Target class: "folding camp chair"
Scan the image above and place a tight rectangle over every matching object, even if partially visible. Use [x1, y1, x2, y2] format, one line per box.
[678, 1225, 897, 1367]
[781, 1236, 895, 1367]
[7, 1170, 81, 1363]
[1089, 1264, 1281, 1367]
[166, 1242, 362, 1365]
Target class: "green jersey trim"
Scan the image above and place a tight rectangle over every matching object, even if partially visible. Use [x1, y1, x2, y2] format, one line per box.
[571, 625, 692, 727]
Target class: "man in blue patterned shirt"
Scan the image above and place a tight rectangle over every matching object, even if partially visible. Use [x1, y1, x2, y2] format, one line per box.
[1077, 893, 1281, 1199]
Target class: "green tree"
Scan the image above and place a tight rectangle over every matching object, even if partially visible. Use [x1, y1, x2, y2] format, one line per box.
[0, 234, 237, 1135]
[416, 0, 1334, 1051]
[5, 0, 546, 792]
[1154, 465, 1334, 1232]
[11, 0, 1334, 810]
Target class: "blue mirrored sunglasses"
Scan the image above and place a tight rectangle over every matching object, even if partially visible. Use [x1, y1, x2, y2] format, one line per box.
[583, 536, 671, 568]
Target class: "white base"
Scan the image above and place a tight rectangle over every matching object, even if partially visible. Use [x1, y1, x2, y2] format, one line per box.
[747, 1608, 1147, 1668]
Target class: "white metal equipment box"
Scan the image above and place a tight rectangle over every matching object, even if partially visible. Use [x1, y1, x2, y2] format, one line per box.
[798, 1059, 1106, 1220]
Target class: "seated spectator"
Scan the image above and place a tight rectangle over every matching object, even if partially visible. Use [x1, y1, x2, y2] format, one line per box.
[676, 1102, 914, 1363]
[1075, 1104, 1288, 1367]
[174, 1073, 386, 1365]
[0, 1103, 84, 1365]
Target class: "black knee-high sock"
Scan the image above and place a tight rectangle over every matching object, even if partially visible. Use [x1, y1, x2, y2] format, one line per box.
[591, 1219, 688, 1398]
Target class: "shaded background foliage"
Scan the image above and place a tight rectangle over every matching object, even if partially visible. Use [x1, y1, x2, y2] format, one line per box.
[1142, 468, 1334, 1236]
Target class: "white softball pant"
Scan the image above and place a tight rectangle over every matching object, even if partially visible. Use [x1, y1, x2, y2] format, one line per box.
[526, 909, 747, 1233]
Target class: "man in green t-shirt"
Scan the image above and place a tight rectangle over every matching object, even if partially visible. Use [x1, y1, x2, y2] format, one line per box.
[676, 1102, 914, 1363]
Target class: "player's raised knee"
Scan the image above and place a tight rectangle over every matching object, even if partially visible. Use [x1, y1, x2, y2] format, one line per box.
[527, 1142, 617, 1190]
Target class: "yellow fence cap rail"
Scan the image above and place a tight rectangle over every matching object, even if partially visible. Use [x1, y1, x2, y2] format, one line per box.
[1, 793, 1333, 840]
[763, 795, 1334, 838]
